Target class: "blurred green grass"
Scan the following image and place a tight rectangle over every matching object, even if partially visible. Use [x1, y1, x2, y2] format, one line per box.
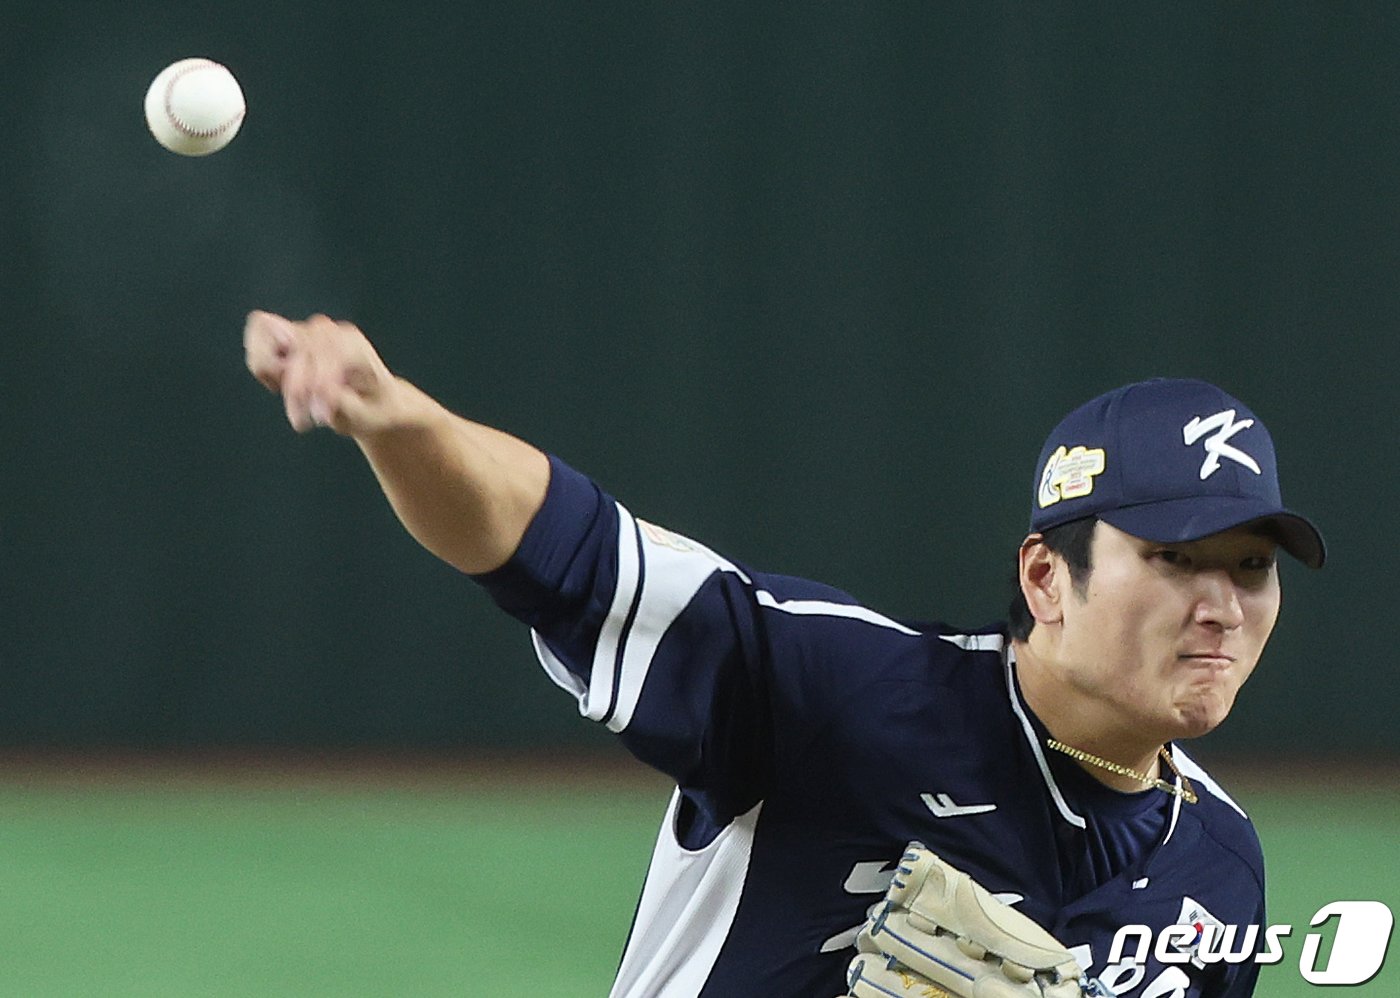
[0, 772, 664, 996]
[0, 767, 1393, 996]
[1248, 789, 1400, 996]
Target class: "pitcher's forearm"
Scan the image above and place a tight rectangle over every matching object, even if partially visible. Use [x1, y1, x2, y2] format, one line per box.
[354, 380, 551, 575]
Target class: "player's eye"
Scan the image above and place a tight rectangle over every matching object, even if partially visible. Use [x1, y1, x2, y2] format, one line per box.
[1240, 554, 1276, 572]
[1153, 549, 1190, 567]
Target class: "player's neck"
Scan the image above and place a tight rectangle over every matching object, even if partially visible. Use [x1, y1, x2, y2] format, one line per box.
[1011, 639, 1165, 793]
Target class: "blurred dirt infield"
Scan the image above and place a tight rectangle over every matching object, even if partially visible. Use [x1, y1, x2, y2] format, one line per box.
[0, 746, 673, 792]
[0, 749, 1392, 795]
[1201, 756, 1400, 795]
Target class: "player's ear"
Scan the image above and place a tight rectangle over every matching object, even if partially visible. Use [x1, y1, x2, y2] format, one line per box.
[1018, 535, 1064, 626]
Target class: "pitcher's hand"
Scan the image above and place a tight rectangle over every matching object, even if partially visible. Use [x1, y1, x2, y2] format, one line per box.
[243, 311, 418, 437]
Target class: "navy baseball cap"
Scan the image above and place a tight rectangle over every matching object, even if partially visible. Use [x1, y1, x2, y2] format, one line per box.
[1030, 378, 1325, 568]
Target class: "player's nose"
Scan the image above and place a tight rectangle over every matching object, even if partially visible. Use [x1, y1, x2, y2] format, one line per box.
[1192, 570, 1245, 631]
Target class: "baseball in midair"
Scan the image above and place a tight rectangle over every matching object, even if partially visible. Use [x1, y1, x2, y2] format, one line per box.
[144, 58, 246, 156]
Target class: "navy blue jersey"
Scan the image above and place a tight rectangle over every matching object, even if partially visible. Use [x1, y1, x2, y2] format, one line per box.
[475, 458, 1266, 998]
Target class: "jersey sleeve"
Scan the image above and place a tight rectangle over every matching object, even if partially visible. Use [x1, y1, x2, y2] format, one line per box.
[471, 455, 911, 822]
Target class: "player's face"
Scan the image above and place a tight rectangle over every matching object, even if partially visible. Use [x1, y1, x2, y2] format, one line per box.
[1056, 520, 1282, 743]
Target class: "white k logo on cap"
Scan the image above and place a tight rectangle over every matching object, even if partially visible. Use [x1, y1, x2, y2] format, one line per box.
[1182, 409, 1262, 480]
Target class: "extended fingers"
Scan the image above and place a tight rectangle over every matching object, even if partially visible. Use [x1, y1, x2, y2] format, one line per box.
[248, 310, 391, 435]
[244, 310, 296, 392]
[282, 334, 321, 433]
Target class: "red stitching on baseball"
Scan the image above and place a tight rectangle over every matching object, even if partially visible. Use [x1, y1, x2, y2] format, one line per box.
[163, 59, 244, 138]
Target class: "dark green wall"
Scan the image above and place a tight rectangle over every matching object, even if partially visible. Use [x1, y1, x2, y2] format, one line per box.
[3, 3, 1395, 752]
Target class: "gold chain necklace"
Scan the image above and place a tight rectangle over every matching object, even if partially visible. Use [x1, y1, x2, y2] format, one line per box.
[1046, 739, 1199, 805]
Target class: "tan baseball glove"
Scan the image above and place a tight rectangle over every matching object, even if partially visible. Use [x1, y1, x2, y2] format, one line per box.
[839, 843, 1115, 998]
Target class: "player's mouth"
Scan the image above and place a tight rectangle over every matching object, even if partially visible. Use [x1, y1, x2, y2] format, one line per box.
[1178, 652, 1235, 667]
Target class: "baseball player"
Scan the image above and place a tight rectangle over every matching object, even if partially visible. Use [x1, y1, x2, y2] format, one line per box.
[244, 310, 1325, 998]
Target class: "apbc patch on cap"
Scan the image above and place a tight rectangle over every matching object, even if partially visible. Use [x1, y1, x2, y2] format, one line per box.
[1037, 445, 1106, 509]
